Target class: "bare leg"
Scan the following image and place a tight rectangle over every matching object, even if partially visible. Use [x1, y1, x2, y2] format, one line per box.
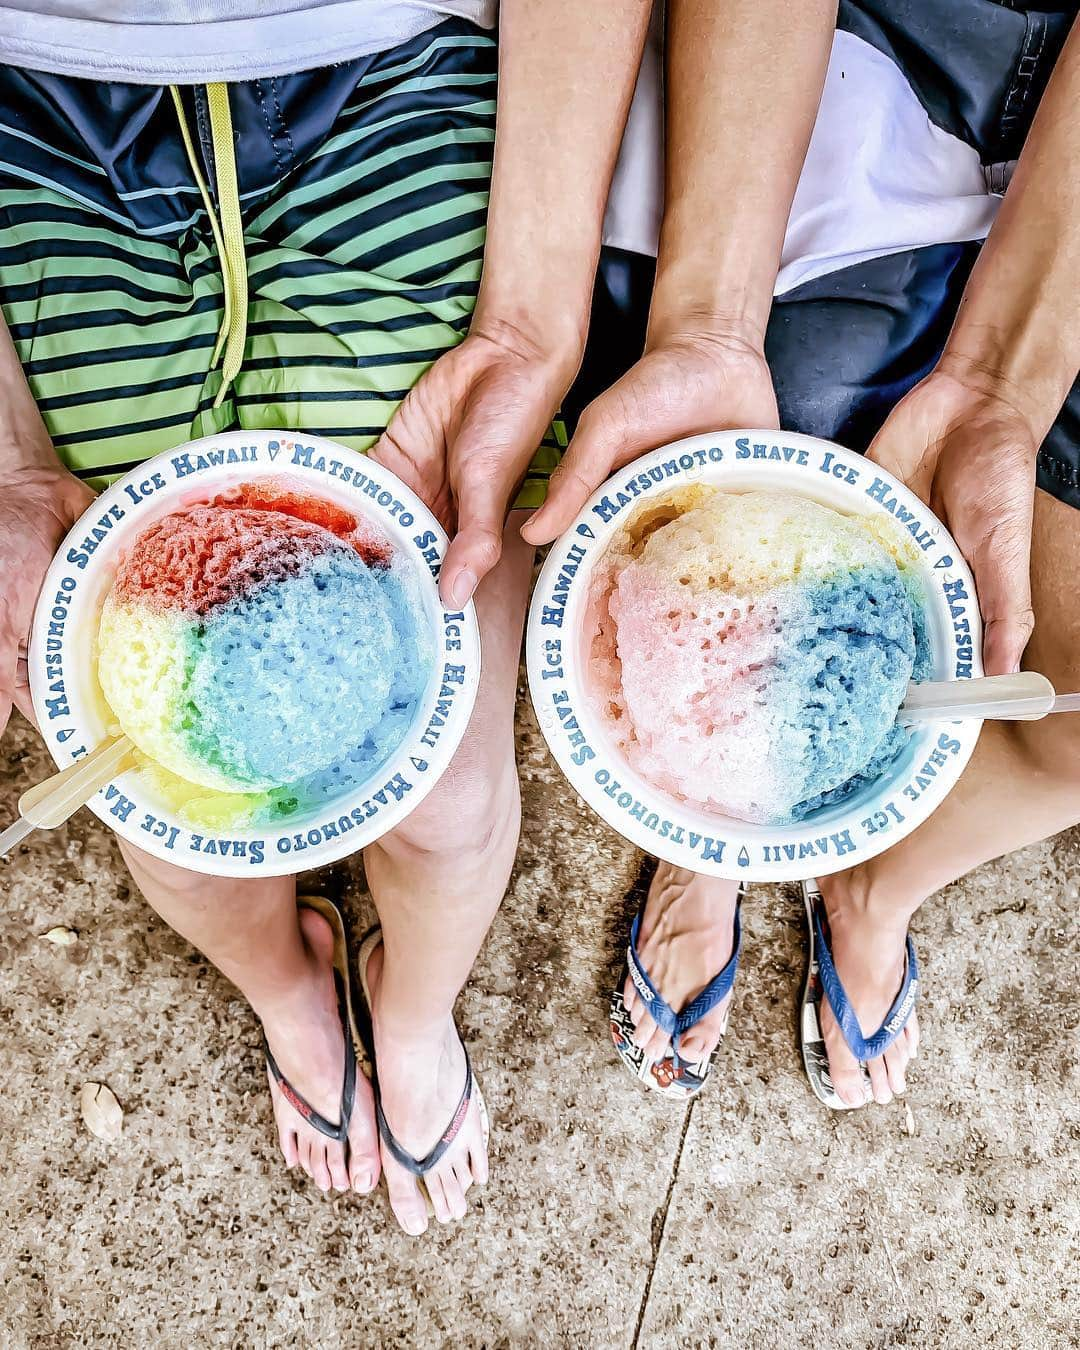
[119, 844, 380, 1192]
[362, 513, 533, 1235]
[619, 867, 741, 1065]
[818, 488, 1080, 1104]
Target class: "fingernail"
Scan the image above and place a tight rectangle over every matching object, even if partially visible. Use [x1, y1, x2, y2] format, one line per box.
[449, 568, 477, 609]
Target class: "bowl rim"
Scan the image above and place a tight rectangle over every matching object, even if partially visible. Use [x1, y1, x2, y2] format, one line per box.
[525, 428, 983, 881]
[28, 430, 481, 877]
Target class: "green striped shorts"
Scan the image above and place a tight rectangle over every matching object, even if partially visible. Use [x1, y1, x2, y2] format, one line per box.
[0, 20, 562, 502]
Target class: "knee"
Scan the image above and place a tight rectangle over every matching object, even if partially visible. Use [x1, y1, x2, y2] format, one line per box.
[1010, 713, 1080, 798]
[382, 739, 520, 864]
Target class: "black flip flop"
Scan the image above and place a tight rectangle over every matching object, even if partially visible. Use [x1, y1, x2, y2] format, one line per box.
[265, 895, 370, 1149]
[357, 925, 489, 1212]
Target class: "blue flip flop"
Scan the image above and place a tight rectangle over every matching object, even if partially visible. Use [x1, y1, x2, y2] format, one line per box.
[800, 880, 919, 1110]
[609, 887, 743, 1101]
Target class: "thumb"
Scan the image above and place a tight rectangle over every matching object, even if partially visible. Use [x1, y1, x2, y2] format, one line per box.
[439, 464, 508, 610]
[866, 410, 938, 502]
[438, 379, 550, 609]
[522, 380, 659, 547]
[971, 520, 1035, 675]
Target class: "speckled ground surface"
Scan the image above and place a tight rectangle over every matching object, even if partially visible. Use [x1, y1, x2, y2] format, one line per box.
[1, 680, 1077, 1349]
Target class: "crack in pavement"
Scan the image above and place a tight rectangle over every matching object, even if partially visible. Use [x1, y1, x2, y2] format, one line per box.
[631, 1097, 697, 1348]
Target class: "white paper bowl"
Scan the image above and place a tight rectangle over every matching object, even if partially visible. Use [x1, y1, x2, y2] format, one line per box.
[29, 431, 480, 877]
[526, 430, 982, 881]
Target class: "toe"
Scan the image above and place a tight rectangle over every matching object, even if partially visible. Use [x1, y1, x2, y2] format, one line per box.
[349, 1151, 379, 1196]
[296, 1135, 314, 1181]
[883, 1042, 909, 1096]
[326, 1141, 350, 1192]
[347, 1079, 381, 1195]
[678, 999, 730, 1062]
[426, 1172, 453, 1224]
[627, 994, 648, 1031]
[468, 1140, 489, 1187]
[350, 1162, 377, 1196]
[631, 1010, 658, 1051]
[831, 1063, 870, 1107]
[622, 974, 638, 1014]
[310, 1141, 333, 1192]
[386, 1165, 429, 1237]
[452, 1158, 474, 1198]
[279, 1126, 299, 1169]
[821, 1012, 870, 1106]
[435, 1166, 468, 1222]
[866, 1056, 893, 1106]
[642, 1024, 672, 1065]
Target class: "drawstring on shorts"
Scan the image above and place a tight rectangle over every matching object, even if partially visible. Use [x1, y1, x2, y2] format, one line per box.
[170, 83, 247, 407]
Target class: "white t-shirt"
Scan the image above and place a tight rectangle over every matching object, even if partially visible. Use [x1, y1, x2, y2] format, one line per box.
[606, 18, 1002, 295]
[0, 1, 495, 81]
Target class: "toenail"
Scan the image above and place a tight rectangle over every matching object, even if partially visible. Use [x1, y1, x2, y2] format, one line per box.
[353, 1171, 375, 1194]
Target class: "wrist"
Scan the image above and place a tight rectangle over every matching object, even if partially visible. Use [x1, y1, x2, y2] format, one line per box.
[471, 292, 587, 383]
[940, 295, 1079, 442]
[647, 254, 771, 354]
[0, 402, 60, 474]
[0, 434, 63, 475]
[935, 341, 1072, 444]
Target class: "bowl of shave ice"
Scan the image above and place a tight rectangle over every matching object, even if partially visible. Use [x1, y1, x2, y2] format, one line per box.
[29, 432, 479, 876]
[526, 430, 982, 880]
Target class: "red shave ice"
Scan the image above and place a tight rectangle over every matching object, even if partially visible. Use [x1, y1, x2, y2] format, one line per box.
[111, 506, 347, 617]
[210, 482, 392, 567]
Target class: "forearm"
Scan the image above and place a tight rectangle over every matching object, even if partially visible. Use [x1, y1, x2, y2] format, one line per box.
[940, 20, 1080, 439]
[475, 0, 653, 359]
[0, 318, 58, 471]
[650, 0, 835, 346]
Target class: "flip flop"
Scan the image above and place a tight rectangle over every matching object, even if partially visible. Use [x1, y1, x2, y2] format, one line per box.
[609, 886, 744, 1101]
[799, 879, 919, 1110]
[356, 926, 489, 1216]
[264, 894, 371, 1151]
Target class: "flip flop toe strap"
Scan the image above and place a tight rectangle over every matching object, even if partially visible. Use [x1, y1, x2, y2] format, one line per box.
[375, 1050, 473, 1178]
[813, 908, 919, 1062]
[626, 902, 743, 1057]
[265, 1018, 357, 1146]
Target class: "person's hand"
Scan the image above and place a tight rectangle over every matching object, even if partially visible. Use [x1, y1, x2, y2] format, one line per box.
[371, 318, 576, 608]
[521, 326, 778, 546]
[867, 368, 1040, 675]
[0, 463, 94, 734]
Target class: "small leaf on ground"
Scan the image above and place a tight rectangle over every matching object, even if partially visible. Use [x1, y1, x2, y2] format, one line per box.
[80, 1082, 123, 1142]
[40, 926, 78, 946]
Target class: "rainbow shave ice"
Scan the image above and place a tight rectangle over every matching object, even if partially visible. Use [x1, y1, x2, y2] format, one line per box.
[585, 489, 930, 824]
[97, 483, 432, 827]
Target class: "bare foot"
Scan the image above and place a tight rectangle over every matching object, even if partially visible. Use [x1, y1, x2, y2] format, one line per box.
[261, 907, 381, 1193]
[365, 943, 487, 1236]
[816, 878, 919, 1107]
[621, 864, 740, 1064]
